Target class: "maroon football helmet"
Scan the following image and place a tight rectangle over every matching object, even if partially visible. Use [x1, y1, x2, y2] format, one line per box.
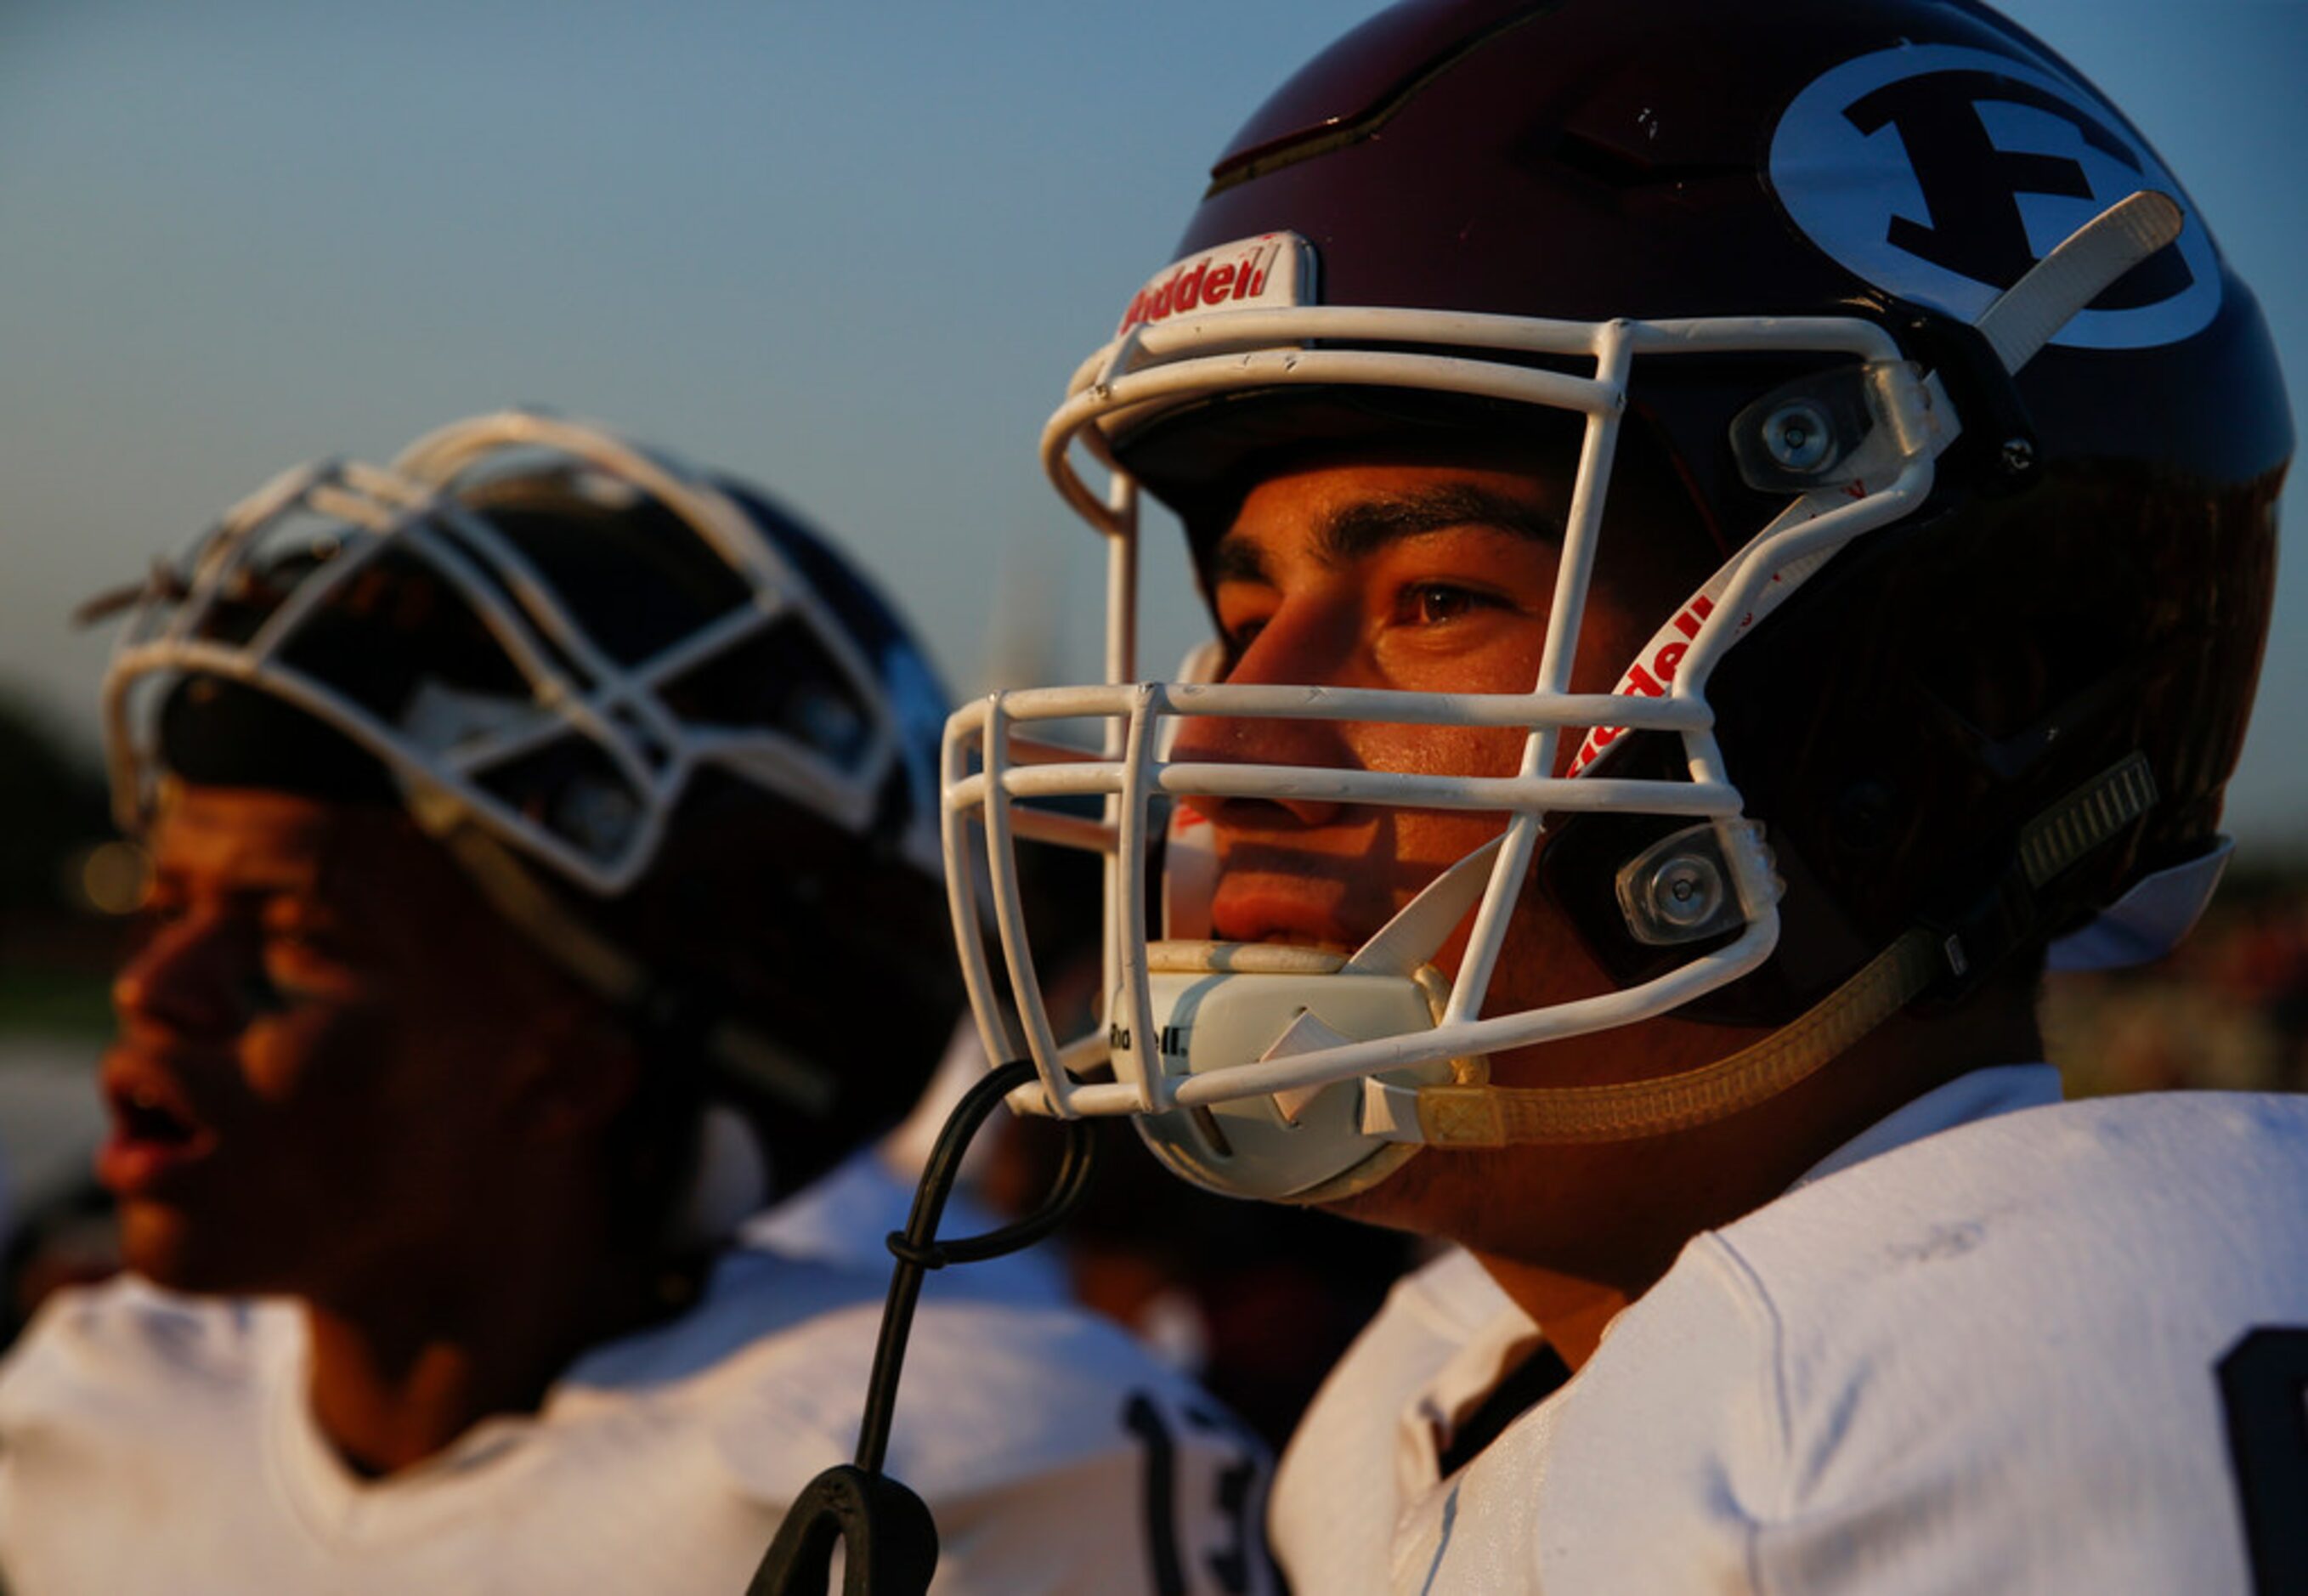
[942, 0, 2289, 1200]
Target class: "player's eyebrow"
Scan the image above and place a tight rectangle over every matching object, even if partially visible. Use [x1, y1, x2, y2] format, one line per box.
[1320, 484, 1564, 563]
[1208, 536, 1270, 588]
[1209, 484, 1563, 587]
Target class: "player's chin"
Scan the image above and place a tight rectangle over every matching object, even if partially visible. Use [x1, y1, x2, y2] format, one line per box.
[116, 1197, 278, 1298]
[1315, 1140, 1519, 1241]
[1309, 1145, 1449, 1232]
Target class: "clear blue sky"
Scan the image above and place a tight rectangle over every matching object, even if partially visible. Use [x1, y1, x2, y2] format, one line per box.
[3, 2, 2302, 849]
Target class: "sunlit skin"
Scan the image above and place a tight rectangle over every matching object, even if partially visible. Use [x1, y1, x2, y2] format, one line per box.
[1174, 446, 2041, 1367]
[103, 784, 661, 1475]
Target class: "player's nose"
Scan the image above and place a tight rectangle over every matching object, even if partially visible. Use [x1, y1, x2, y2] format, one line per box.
[113, 909, 256, 1045]
[1168, 603, 1358, 831]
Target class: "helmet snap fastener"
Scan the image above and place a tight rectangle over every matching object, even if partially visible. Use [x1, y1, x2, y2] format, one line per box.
[1763, 400, 1836, 473]
[1649, 854, 1725, 931]
[1615, 822, 1757, 947]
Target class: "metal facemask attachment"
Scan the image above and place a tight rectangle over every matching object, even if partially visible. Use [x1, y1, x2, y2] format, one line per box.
[104, 410, 939, 896]
[942, 196, 2186, 1204]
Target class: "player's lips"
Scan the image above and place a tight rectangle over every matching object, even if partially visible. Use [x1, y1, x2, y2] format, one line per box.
[96, 1054, 222, 1197]
[1207, 882, 1368, 959]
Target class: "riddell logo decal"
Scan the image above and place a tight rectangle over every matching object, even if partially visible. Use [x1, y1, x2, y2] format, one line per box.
[1569, 596, 1715, 775]
[1117, 234, 1301, 336]
[1108, 1022, 1187, 1061]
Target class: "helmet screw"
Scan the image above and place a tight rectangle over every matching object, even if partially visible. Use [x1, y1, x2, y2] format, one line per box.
[1647, 852, 1725, 931]
[1763, 400, 1836, 474]
[2000, 436, 2037, 475]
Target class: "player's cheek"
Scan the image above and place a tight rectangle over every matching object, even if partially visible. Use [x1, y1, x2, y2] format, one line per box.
[239, 999, 382, 1109]
[1376, 597, 1550, 682]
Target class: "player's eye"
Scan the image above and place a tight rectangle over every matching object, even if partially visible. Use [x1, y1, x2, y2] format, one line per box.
[235, 965, 293, 1016]
[1396, 582, 1499, 627]
[263, 914, 343, 963]
[252, 914, 353, 1010]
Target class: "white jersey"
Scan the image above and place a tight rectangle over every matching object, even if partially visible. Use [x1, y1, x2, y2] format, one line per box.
[0, 1246, 1275, 1595]
[1270, 1245, 1528, 1596]
[1274, 1066, 2308, 1593]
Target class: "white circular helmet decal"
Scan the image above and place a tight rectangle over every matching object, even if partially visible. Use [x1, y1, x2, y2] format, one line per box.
[1770, 43, 2220, 350]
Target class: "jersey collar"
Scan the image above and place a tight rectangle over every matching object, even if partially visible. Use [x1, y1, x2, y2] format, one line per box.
[1790, 1062, 2062, 1193]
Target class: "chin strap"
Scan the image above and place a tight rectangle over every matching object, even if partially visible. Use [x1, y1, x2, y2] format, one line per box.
[1366, 751, 2158, 1148]
[1368, 926, 1943, 1146]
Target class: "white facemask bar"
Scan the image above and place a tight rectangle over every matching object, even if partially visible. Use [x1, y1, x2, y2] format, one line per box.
[945, 192, 2181, 1129]
[105, 411, 931, 895]
[947, 311, 1934, 1120]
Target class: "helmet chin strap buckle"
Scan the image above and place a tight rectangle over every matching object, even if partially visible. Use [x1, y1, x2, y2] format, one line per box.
[1360, 1077, 1435, 1144]
[1265, 1010, 1357, 1126]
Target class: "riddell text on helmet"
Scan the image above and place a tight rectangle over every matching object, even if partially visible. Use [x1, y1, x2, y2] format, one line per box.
[1117, 235, 1295, 336]
[1570, 595, 1717, 775]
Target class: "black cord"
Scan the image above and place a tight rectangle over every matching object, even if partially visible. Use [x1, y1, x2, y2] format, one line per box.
[746, 1059, 1098, 1595]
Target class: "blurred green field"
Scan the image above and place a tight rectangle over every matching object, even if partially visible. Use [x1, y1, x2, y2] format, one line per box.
[0, 968, 111, 1040]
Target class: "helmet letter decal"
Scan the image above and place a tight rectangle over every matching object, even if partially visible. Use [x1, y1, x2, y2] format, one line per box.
[1769, 45, 2219, 349]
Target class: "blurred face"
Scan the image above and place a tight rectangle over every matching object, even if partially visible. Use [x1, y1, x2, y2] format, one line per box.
[101, 785, 580, 1296]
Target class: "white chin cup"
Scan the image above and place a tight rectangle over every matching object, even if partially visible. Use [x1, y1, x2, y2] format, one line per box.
[1120, 944, 1473, 1203]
